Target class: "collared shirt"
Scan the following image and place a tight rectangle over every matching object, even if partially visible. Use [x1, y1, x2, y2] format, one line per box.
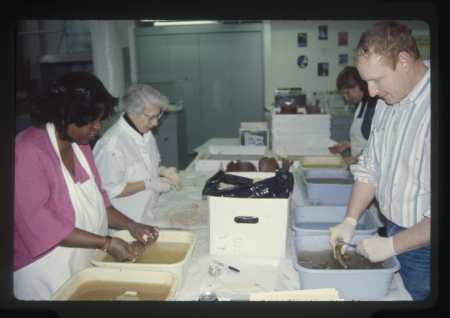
[350, 61, 431, 228]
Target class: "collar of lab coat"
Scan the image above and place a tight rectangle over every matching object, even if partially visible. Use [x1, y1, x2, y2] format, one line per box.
[118, 112, 153, 145]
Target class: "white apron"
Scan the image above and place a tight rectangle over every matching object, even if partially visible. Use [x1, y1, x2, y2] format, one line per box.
[349, 101, 368, 157]
[14, 123, 108, 300]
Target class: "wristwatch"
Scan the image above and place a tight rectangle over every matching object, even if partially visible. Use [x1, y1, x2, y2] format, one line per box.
[102, 235, 112, 252]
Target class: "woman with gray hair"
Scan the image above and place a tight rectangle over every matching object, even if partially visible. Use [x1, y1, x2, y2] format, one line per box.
[93, 84, 182, 229]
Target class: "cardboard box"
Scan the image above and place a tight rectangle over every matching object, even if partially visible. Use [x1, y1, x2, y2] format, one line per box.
[239, 122, 269, 146]
[207, 172, 290, 258]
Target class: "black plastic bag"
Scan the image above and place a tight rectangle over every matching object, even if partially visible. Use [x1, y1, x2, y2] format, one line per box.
[202, 168, 294, 198]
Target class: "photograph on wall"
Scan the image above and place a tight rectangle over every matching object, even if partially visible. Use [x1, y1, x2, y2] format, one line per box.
[318, 63, 329, 76]
[298, 33, 307, 47]
[339, 54, 348, 66]
[338, 32, 348, 46]
[297, 55, 309, 68]
[319, 25, 328, 40]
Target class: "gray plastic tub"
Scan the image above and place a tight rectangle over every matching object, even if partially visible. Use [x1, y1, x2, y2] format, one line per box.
[290, 206, 378, 236]
[291, 234, 400, 300]
[302, 169, 354, 205]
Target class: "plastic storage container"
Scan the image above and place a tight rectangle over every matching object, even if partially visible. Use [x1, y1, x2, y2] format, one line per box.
[50, 267, 179, 301]
[291, 234, 400, 300]
[291, 206, 378, 236]
[91, 230, 197, 287]
[298, 156, 346, 170]
[302, 169, 354, 205]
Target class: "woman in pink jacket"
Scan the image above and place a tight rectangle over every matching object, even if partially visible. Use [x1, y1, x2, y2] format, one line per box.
[14, 72, 160, 300]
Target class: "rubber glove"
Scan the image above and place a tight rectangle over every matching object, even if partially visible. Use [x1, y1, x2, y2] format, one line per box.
[144, 177, 171, 193]
[355, 236, 397, 263]
[158, 166, 180, 180]
[329, 217, 357, 254]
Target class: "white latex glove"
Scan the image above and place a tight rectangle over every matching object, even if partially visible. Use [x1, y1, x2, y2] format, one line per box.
[329, 217, 358, 254]
[162, 178, 184, 190]
[144, 177, 171, 193]
[158, 166, 180, 180]
[355, 236, 397, 263]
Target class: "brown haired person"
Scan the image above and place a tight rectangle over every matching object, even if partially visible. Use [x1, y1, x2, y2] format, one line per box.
[329, 66, 379, 169]
[329, 21, 431, 300]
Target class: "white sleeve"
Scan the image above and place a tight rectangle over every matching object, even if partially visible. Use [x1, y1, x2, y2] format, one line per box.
[93, 138, 129, 200]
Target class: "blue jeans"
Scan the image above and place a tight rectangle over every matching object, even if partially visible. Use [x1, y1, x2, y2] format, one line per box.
[386, 220, 430, 300]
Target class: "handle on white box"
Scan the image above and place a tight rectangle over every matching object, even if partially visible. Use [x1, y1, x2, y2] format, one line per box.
[234, 216, 259, 224]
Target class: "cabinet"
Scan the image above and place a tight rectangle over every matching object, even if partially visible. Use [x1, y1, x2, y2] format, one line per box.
[152, 110, 188, 170]
[134, 24, 265, 154]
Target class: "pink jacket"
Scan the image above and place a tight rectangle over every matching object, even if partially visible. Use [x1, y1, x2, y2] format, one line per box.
[14, 128, 112, 271]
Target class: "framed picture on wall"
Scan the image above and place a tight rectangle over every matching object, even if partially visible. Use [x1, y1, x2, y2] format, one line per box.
[298, 55, 309, 68]
[318, 63, 329, 76]
[319, 26, 328, 40]
[339, 54, 348, 66]
[298, 33, 307, 47]
[338, 32, 348, 46]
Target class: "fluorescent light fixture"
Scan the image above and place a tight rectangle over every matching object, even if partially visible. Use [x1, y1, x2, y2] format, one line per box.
[141, 20, 220, 27]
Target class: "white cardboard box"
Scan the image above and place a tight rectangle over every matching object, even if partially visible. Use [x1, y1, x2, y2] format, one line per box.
[207, 172, 290, 258]
[239, 122, 269, 146]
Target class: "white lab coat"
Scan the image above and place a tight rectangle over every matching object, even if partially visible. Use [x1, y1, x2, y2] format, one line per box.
[14, 123, 108, 300]
[93, 114, 161, 224]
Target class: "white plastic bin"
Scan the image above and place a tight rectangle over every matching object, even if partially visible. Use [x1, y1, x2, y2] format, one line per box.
[91, 230, 196, 287]
[290, 206, 378, 236]
[302, 169, 354, 205]
[291, 234, 400, 300]
[50, 268, 179, 301]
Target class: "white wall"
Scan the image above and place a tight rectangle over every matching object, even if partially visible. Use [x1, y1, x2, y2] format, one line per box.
[19, 19, 431, 109]
[268, 20, 430, 106]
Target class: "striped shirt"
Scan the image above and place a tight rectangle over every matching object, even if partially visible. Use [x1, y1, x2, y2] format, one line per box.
[350, 61, 431, 228]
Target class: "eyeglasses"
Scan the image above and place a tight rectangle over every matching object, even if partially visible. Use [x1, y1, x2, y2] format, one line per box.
[343, 87, 353, 96]
[142, 111, 164, 123]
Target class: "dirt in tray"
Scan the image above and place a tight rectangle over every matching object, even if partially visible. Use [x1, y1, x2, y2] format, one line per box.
[167, 204, 206, 227]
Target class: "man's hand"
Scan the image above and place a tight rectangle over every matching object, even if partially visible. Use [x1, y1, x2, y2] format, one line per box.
[329, 217, 358, 255]
[355, 236, 397, 263]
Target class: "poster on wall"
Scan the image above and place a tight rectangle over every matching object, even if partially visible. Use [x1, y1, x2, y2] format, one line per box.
[318, 63, 329, 76]
[298, 55, 308, 68]
[319, 26, 328, 40]
[338, 32, 348, 46]
[298, 33, 307, 47]
[339, 54, 348, 66]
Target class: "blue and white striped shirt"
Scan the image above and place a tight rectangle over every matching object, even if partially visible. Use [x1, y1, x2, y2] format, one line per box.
[350, 61, 431, 228]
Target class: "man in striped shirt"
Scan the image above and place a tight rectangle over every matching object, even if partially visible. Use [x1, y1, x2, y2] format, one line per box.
[329, 21, 431, 300]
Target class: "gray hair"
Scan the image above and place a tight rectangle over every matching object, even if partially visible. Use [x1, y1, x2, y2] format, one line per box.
[122, 84, 169, 116]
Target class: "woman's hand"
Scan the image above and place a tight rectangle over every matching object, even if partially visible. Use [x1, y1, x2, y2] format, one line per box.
[328, 141, 350, 154]
[106, 237, 141, 263]
[127, 222, 160, 247]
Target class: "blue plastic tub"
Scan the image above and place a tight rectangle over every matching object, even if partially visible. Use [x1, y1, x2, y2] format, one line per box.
[290, 206, 378, 236]
[291, 234, 400, 300]
[302, 169, 354, 205]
